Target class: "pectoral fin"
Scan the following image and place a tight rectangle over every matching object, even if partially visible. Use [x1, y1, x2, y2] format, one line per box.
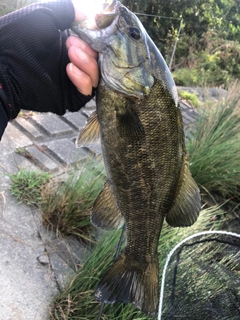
[91, 181, 124, 230]
[116, 104, 145, 141]
[166, 164, 201, 227]
[76, 111, 100, 147]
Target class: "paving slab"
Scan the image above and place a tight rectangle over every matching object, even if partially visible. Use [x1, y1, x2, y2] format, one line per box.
[80, 99, 96, 117]
[1, 142, 37, 174]
[42, 138, 89, 166]
[14, 117, 44, 140]
[30, 113, 74, 137]
[25, 146, 59, 173]
[1, 122, 32, 150]
[63, 111, 87, 130]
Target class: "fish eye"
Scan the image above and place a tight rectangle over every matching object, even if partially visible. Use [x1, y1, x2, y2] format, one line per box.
[129, 27, 141, 40]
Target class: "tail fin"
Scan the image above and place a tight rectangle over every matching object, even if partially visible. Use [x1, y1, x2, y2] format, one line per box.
[95, 252, 159, 317]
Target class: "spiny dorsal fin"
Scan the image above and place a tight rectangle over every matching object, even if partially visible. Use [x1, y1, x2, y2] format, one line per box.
[76, 111, 100, 147]
[166, 162, 201, 227]
[91, 181, 124, 230]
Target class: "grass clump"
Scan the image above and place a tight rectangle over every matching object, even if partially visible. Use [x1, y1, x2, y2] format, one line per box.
[9, 169, 50, 206]
[9, 159, 106, 243]
[187, 82, 240, 201]
[41, 160, 105, 242]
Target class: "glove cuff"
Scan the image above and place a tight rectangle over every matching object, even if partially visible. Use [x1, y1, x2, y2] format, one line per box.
[0, 99, 8, 140]
[0, 84, 14, 120]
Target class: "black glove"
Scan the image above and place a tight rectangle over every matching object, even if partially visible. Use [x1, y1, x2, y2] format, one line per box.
[0, 101, 8, 139]
[0, 0, 94, 123]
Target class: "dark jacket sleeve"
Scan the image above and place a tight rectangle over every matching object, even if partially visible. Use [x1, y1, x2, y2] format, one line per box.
[0, 0, 93, 124]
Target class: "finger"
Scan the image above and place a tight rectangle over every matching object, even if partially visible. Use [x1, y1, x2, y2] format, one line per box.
[66, 62, 93, 96]
[66, 36, 98, 59]
[68, 45, 99, 88]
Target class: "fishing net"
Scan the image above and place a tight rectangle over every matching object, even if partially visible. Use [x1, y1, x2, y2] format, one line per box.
[158, 231, 240, 320]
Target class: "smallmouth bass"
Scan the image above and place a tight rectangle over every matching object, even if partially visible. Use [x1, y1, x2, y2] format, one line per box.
[72, 0, 201, 317]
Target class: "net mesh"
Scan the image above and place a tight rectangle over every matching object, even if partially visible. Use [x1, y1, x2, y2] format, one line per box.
[158, 231, 240, 320]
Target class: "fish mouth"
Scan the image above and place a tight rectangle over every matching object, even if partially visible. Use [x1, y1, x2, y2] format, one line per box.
[71, 0, 122, 52]
[101, 0, 119, 14]
[73, 0, 121, 31]
[95, 0, 121, 29]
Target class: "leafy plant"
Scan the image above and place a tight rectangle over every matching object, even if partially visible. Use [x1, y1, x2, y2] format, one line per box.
[9, 169, 50, 206]
[172, 31, 240, 87]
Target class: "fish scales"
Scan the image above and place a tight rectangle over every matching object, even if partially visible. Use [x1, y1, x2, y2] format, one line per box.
[97, 80, 182, 262]
[72, 0, 201, 317]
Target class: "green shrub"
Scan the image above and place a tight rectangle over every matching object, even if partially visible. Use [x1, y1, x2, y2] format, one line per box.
[178, 90, 201, 107]
[172, 32, 240, 87]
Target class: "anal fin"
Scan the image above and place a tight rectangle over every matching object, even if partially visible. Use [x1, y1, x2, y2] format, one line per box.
[166, 163, 201, 227]
[91, 181, 124, 230]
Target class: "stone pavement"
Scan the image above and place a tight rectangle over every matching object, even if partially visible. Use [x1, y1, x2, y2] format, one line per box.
[0, 96, 198, 320]
[1, 97, 198, 173]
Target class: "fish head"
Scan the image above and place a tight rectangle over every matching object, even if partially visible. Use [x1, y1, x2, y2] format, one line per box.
[72, 0, 155, 97]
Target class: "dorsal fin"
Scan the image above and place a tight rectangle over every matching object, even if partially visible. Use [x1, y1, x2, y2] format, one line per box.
[166, 162, 201, 227]
[76, 111, 100, 147]
[91, 181, 124, 230]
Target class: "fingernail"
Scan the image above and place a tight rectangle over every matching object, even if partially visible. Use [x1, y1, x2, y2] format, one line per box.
[75, 47, 87, 60]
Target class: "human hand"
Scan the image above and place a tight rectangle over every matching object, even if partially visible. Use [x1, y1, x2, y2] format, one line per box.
[68, 1, 99, 95]
[66, 35, 99, 96]
[0, 0, 99, 125]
